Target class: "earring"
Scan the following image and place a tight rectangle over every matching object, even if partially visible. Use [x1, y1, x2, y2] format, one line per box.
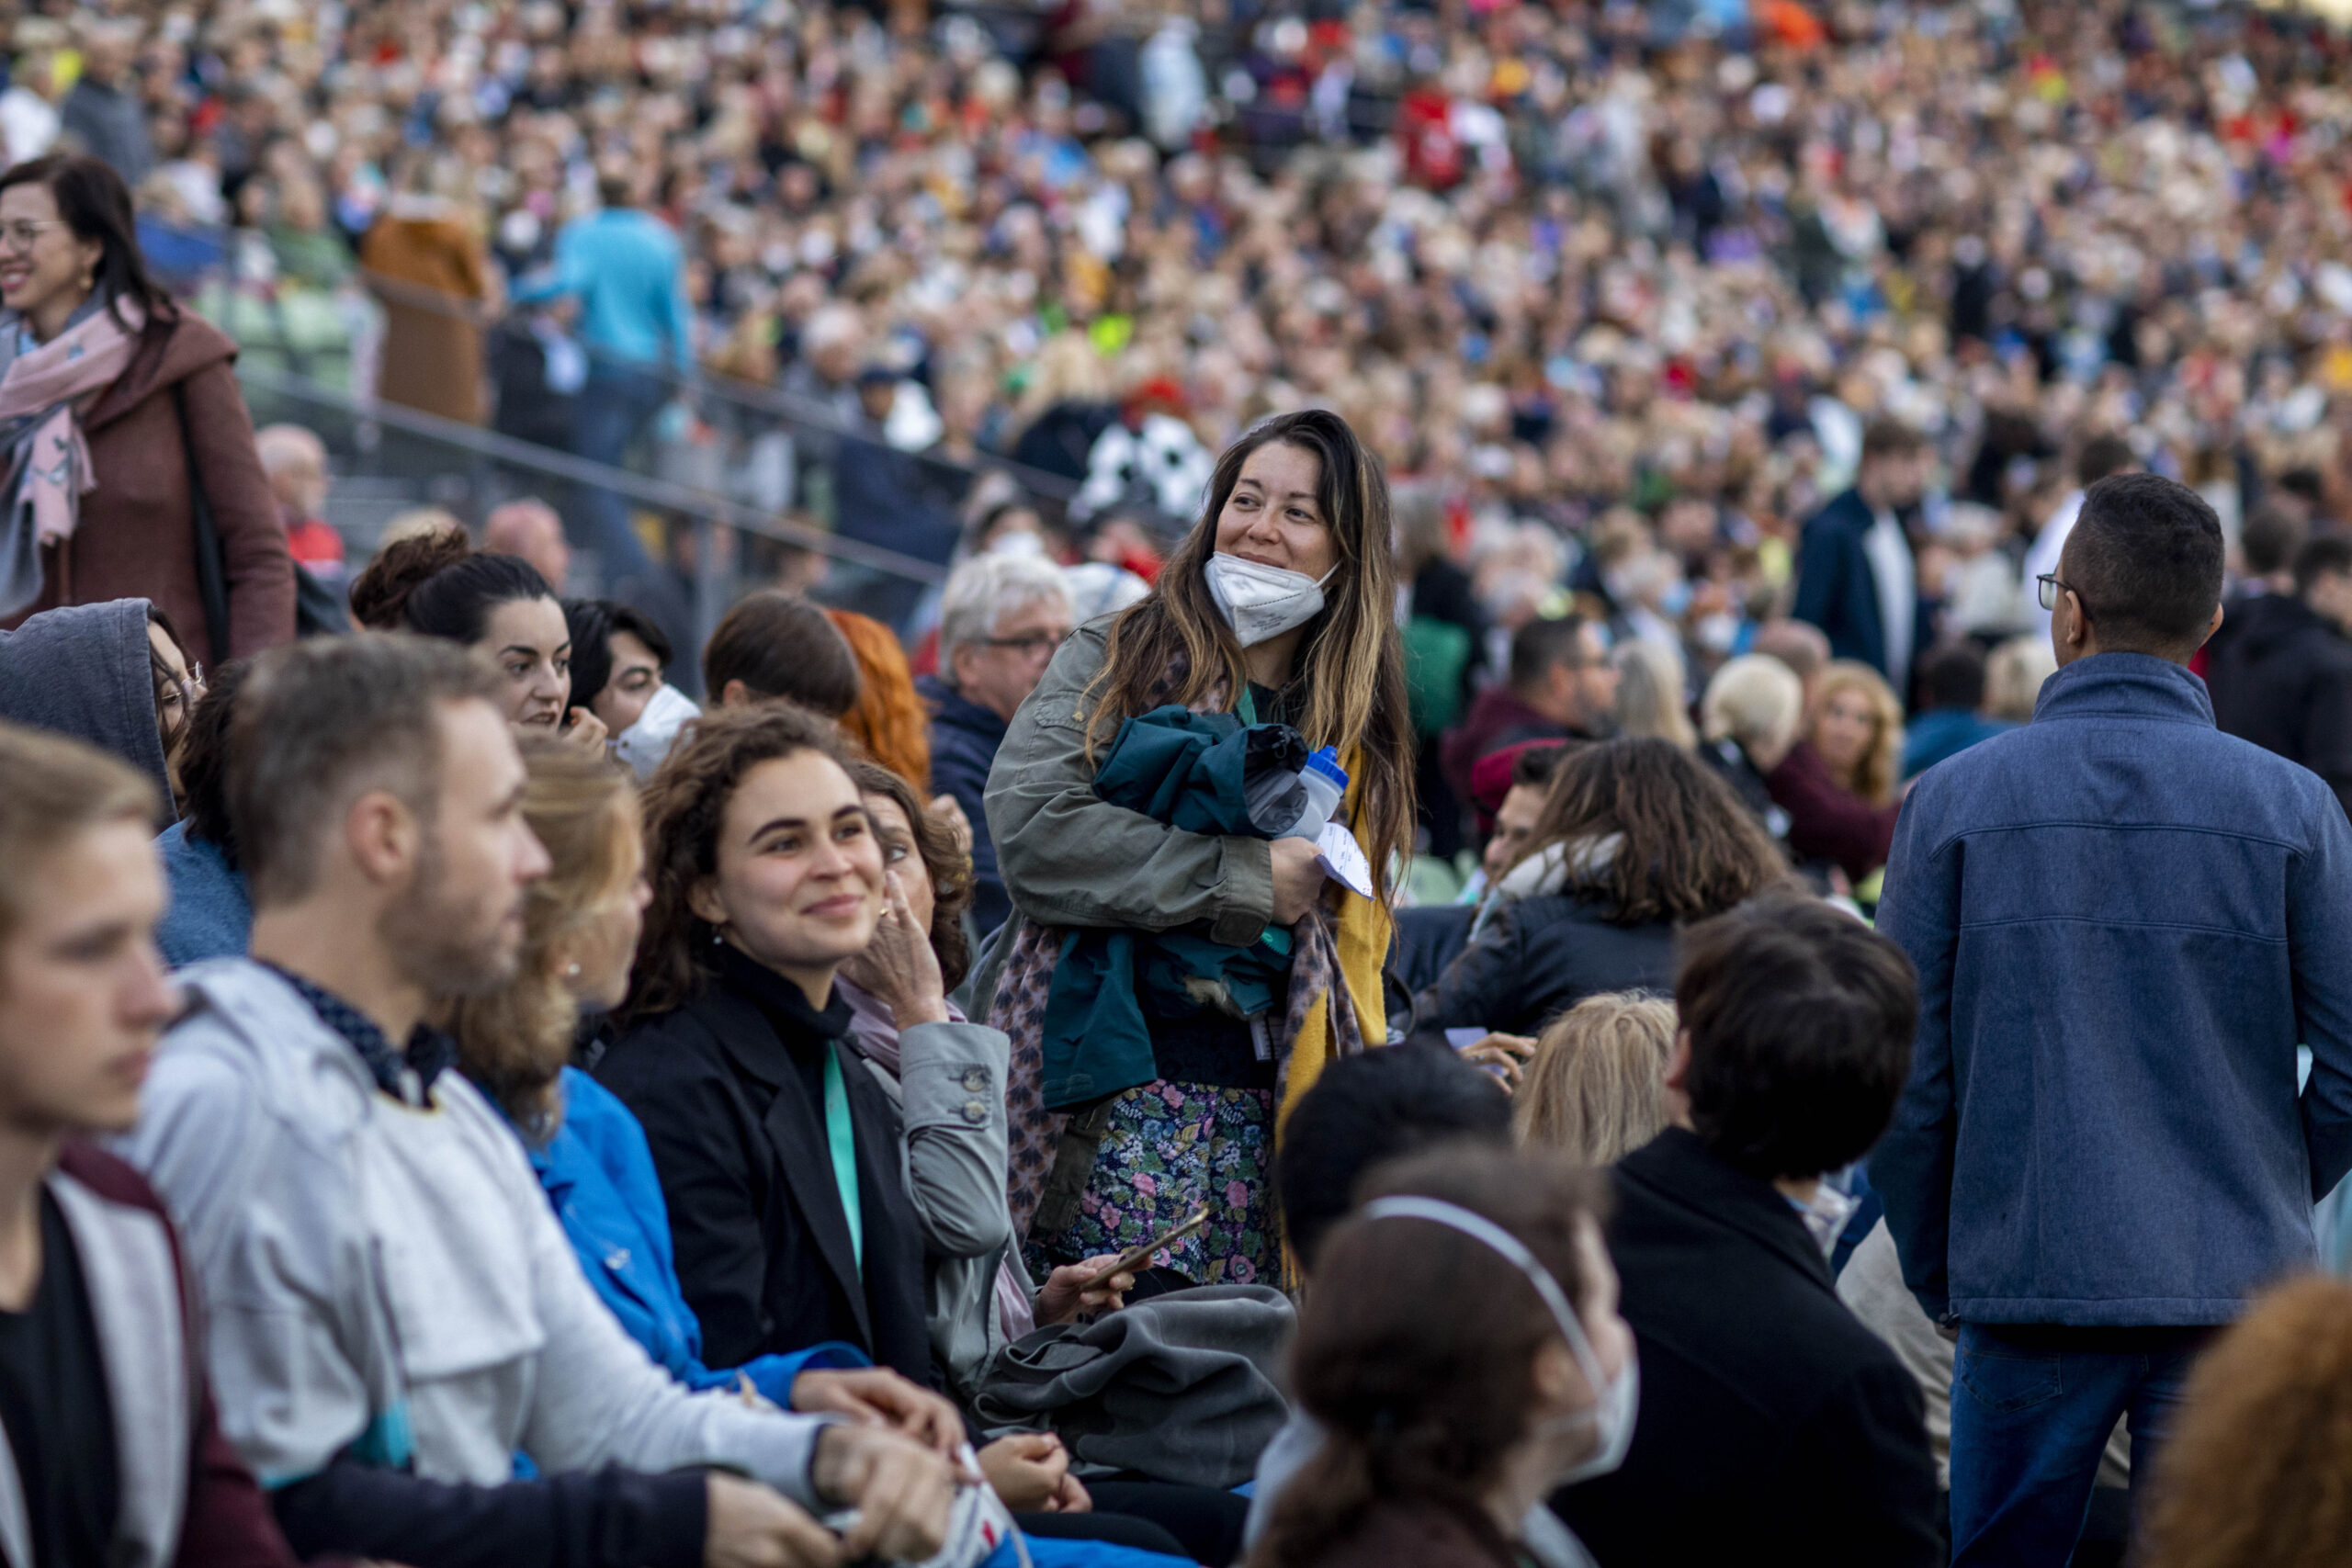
[565, 962, 582, 978]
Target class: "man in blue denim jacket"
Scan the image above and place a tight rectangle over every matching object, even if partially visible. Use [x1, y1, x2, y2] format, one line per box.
[1874, 472, 2352, 1566]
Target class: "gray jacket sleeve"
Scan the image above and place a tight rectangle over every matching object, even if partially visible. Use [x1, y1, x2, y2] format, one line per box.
[983, 623, 1273, 946]
[894, 1021, 1013, 1259]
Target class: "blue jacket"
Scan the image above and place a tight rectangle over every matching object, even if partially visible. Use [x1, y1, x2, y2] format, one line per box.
[1873, 654, 2352, 1327]
[154, 821, 252, 968]
[1791, 488, 1928, 687]
[513, 209, 693, 373]
[529, 1067, 865, 1404]
[922, 673, 1012, 937]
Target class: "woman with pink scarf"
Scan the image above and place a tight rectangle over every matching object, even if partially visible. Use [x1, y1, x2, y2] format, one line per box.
[0, 154, 289, 661]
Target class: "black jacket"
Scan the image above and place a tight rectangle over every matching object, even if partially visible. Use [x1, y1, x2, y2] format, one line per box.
[595, 953, 937, 1385]
[1410, 893, 1677, 1038]
[2207, 592, 2352, 818]
[1790, 487, 1931, 691]
[921, 673, 1012, 937]
[1553, 1129, 1940, 1568]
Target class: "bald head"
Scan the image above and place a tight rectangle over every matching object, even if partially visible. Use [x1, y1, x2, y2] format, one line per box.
[255, 423, 329, 518]
[482, 500, 571, 594]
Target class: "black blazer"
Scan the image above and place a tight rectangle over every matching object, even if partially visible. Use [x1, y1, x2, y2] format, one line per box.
[595, 960, 937, 1385]
[1552, 1127, 1939, 1567]
[1410, 894, 1678, 1039]
[1791, 486, 1929, 689]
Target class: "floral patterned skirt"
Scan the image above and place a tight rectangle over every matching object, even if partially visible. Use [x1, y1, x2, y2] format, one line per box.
[1032, 1079, 1279, 1287]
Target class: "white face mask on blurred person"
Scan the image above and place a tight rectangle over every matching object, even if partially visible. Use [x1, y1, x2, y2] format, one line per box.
[1362, 1195, 1640, 1485]
[611, 682, 699, 782]
[1204, 553, 1332, 647]
[987, 528, 1046, 559]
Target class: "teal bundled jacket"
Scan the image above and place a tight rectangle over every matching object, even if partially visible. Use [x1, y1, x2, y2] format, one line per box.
[1039, 705, 1305, 1110]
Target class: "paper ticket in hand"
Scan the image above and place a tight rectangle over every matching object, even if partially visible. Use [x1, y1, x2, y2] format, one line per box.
[1315, 822, 1375, 897]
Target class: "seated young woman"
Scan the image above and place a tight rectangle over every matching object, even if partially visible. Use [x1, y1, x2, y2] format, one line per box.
[1413, 736, 1788, 1039]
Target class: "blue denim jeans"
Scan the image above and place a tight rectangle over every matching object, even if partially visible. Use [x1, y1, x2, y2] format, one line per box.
[569, 362, 671, 578]
[1949, 1325, 2211, 1567]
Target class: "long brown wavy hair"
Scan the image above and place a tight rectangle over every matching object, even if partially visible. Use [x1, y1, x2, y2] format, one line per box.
[617, 703, 860, 1028]
[1251, 1146, 1609, 1568]
[1084, 410, 1414, 901]
[2143, 1276, 2352, 1568]
[829, 608, 933, 792]
[1522, 736, 1791, 925]
[451, 743, 639, 1134]
[846, 759, 974, 993]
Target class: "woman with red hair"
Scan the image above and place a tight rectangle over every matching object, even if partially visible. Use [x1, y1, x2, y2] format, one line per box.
[827, 607, 932, 792]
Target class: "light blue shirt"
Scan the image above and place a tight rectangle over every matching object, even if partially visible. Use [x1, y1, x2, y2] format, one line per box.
[514, 209, 694, 373]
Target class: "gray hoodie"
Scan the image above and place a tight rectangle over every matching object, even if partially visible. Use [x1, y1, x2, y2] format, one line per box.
[119, 959, 834, 1500]
[0, 597, 171, 800]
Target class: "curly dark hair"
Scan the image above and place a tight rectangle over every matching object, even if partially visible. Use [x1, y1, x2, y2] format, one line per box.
[1523, 735, 1792, 925]
[618, 702, 861, 1026]
[844, 760, 972, 992]
[347, 528, 551, 641]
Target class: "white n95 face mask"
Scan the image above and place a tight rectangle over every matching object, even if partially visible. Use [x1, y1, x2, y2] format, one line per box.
[1204, 553, 1334, 647]
[1360, 1195, 1640, 1485]
[611, 682, 700, 782]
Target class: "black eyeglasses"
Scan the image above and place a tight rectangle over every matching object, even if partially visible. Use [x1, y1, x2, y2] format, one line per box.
[981, 630, 1071, 659]
[2036, 574, 2090, 618]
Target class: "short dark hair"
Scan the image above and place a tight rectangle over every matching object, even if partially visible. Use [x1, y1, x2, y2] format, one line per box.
[2075, 434, 2138, 488]
[1674, 895, 1917, 1179]
[2243, 505, 2311, 579]
[2296, 536, 2352, 597]
[702, 591, 861, 717]
[1508, 615, 1591, 692]
[562, 599, 677, 716]
[1916, 643, 1986, 713]
[1275, 1045, 1513, 1270]
[1860, 419, 1928, 465]
[2061, 473, 2225, 656]
[231, 636, 504, 907]
[1510, 741, 1566, 791]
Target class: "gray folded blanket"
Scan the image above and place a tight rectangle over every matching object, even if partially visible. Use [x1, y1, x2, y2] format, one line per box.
[974, 1284, 1294, 1488]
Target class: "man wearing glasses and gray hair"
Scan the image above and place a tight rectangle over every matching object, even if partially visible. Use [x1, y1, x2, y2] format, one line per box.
[1873, 471, 2352, 1567]
[921, 550, 1075, 939]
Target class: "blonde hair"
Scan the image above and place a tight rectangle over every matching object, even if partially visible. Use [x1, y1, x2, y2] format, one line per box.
[1701, 654, 1803, 757]
[1514, 992, 1677, 1164]
[1812, 660, 1905, 805]
[1984, 635, 2058, 723]
[451, 743, 640, 1135]
[1612, 638, 1697, 750]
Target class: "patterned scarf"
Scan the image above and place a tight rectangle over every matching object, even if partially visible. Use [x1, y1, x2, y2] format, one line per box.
[990, 650, 1379, 1242]
[0, 299, 147, 621]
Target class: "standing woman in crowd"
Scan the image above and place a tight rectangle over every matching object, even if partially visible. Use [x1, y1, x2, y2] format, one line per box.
[0, 153, 291, 660]
[347, 528, 606, 749]
[980, 409, 1414, 1285]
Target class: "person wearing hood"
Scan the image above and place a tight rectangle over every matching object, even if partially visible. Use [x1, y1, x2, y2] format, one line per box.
[2207, 535, 2352, 818]
[0, 154, 292, 663]
[1412, 739, 1787, 1042]
[0, 597, 185, 813]
[921, 551, 1075, 940]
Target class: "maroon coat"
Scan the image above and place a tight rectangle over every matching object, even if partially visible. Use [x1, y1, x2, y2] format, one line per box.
[1766, 739, 1902, 884]
[6, 310, 294, 660]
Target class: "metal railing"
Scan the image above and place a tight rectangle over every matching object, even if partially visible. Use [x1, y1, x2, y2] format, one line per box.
[236, 363, 953, 678]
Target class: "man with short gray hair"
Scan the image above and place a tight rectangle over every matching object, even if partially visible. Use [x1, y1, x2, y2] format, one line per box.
[921, 552, 1075, 936]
